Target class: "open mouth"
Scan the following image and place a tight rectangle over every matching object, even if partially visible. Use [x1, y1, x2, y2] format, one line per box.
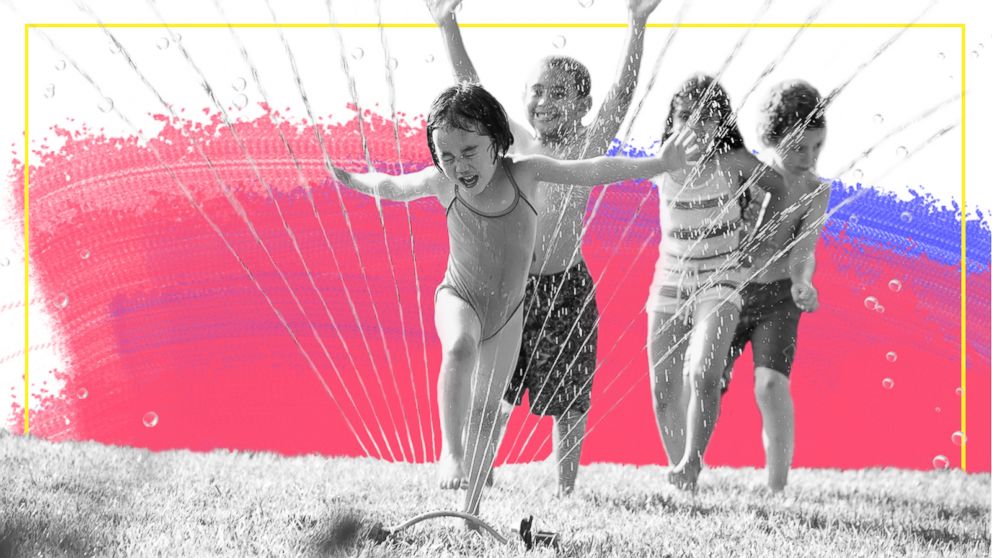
[458, 175, 480, 189]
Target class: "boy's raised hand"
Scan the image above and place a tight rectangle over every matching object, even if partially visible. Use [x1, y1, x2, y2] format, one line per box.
[629, 0, 663, 23]
[426, 0, 463, 23]
[658, 128, 699, 172]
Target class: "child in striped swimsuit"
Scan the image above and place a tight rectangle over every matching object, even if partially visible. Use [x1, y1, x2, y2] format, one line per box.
[331, 83, 697, 527]
[647, 74, 782, 490]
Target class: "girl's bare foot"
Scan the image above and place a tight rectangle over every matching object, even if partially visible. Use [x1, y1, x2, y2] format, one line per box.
[668, 459, 702, 491]
[438, 453, 466, 490]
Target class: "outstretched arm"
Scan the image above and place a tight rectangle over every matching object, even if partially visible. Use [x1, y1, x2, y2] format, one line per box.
[519, 128, 696, 187]
[329, 164, 444, 203]
[583, 0, 662, 155]
[428, 0, 479, 84]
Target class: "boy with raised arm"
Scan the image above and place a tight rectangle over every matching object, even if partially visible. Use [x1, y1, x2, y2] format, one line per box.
[428, 0, 663, 495]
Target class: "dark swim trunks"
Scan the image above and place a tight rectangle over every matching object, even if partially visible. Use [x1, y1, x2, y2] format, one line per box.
[503, 260, 598, 416]
[723, 279, 803, 392]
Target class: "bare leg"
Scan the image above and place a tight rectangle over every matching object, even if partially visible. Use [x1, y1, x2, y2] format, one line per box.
[552, 408, 587, 496]
[670, 300, 740, 490]
[462, 311, 523, 526]
[648, 311, 692, 465]
[754, 366, 794, 492]
[434, 290, 482, 490]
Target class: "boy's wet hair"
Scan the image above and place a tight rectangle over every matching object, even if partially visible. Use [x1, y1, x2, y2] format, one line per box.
[539, 56, 592, 98]
[662, 73, 745, 153]
[757, 80, 826, 147]
[427, 83, 514, 169]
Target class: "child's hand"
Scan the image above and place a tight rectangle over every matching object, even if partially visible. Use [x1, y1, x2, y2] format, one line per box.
[658, 128, 699, 172]
[791, 281, 819, 312]
[426, 0, 463, 23]
[330, 166, 353, 187]
[629, 0, 663, 24]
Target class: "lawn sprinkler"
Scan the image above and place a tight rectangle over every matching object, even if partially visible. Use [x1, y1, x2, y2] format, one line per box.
[359, 511, 559, 551]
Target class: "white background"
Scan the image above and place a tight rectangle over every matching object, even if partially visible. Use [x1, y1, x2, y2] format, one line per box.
[1, 0, 989, 425]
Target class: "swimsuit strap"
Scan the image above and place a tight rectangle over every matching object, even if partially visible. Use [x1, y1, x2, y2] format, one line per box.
[452, 159, 521, 219]
[502, 160, 538, 216]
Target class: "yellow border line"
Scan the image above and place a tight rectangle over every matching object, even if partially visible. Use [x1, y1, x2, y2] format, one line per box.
[25, 22, 963, 29]
[22, 23, 30, 435]
[21, 22, 971, 472]
[959, 25, 967, 472]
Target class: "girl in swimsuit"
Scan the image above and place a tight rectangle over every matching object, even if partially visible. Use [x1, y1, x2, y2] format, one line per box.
[647, 74, 782, 490]
[332, 83, 696, 525]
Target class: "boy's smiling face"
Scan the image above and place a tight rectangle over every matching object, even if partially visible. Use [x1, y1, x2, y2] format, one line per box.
[432, 126, 499, 192]
[523, 63, 591, 142]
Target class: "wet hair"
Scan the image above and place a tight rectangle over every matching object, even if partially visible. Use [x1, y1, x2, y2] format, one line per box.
[661, 74, 745, 153]
[538, 56, 592, 98]
[426, 83, 514, 169]
[757, 80, 826, 147]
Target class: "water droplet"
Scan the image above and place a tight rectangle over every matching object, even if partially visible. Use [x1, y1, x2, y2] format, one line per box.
[899, 211, 912, 223]
[552, 35, 567, 49]
[951, 431, 967, 446]
[851, 169, 863, 181]
[233, 94, 248, 109]
[43, 84, 55, 99]
[55, 293, 69, 309]
[955, 387, 963, 396]
[849, 214, 859, 225]
[0, 256, 9, 267]
[351, 47, 364, 60]
[174, 33, 182, 43]
[937, 52, 945, 60]
[872, 113, 884, 124]
[79, 249, 90, 260]
[881, 378, 894, 390]
[54, 60, 66, 71]
[979, 43, 985, 50]
[98, 97, 114, 113]
[885, 351, 897, 363]
[971, 50, 979, 58]
[64, 416, 71, 426]
[388, 58, 399, 70]
[935, 407, 942, 413]
[142, 411, 159, 428]
[578, 0, 595, 7]
[888, 279, 902, 292]
[863, 296, 878, 310]
[932, 455, 950, 470]
[896, 146, 908, 158]
[232, 77, 247, 92]
[77, 387, 88, 399]
[875, 304, 885, 314]
[156, 37, 170, 50]
[424, 53, 435, 63]
[108, 41, 121, 54]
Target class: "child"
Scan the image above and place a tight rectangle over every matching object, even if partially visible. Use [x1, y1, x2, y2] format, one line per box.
[428, 0, 663, 496]
[647, 74, 782, 490]
[330, 83, 696, 522]
[723, 80, 830, 492]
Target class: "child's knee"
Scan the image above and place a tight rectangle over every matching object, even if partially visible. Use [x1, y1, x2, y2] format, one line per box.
[754, 368, 790, 402]
[443, 335, 478, 364]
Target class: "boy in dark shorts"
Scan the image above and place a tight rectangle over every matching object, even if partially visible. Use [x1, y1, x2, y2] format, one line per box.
[725, 80, 830, 492]
[428, 0, 663, 495]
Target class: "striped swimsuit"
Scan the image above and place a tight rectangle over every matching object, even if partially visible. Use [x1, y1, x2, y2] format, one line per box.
[436, 160, 539, 343]
[647, 161, 746, 319]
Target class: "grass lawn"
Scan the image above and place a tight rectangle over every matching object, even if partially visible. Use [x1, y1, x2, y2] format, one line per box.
[1, 431, 988, 557]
